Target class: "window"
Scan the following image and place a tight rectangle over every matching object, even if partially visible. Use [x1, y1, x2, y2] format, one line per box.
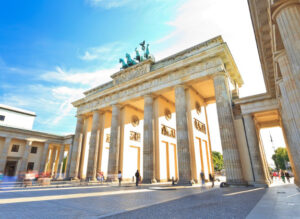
[27, 162, 34, 171]
[31, 146, 38, 154]
[0, 115, 5, 121]
[11, 144, 19, 152]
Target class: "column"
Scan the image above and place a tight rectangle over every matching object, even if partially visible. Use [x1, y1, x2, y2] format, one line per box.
[57, 144, 65, 179]
[107, 104, 121, 181]
[50, 147, 57, 176]
[65, 144, 72, 178]
[69, 116, 84, 179]
[143, 94, 156, 183]
[243, 114, 268, 185]
[19, 140, 33, 173]
[39, 142, 50, 173]
[279, 82, 300, 186]
[175, 85, 193, 184]
[273, 1, 300, 92]
[87, 111, 102, 181]
[0, 137, 12, 172]
[213, 73, 244, 184]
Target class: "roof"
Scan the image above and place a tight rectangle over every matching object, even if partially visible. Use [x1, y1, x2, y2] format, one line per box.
[0, 104, 36, 117]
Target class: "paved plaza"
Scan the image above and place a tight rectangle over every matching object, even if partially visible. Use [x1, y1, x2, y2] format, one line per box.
[0, 180, 298, 218]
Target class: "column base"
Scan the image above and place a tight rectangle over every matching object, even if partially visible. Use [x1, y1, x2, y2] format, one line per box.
[176, 179, 195, 186]
[142, 178, 157, 184]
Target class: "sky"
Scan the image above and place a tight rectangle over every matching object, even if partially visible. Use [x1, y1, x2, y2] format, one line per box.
[0, 0, 285, 161]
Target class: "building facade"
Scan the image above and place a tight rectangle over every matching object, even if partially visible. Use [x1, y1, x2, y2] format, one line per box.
[0, 105, 73, 179]
[70, 36, 241, 184]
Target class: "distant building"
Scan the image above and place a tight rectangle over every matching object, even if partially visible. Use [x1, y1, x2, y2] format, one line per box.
[0, 104, 36, 130]
[0, 105, 73, 179]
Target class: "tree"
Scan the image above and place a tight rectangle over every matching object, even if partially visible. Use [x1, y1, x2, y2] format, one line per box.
[272, 147, 289, 170]
[212, 151, 223, 172]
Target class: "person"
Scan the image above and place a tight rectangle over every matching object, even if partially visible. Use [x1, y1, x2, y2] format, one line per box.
[118, 171, 122, 186]
[200, 172, 205, 186]
[280, 169, 286, 183]
[272, 171, 277, 181]
[285, 171, 290, 183]
[0, 172, 3, 182]
[135, 170, 140, 187]
[209, 173, 214, 188]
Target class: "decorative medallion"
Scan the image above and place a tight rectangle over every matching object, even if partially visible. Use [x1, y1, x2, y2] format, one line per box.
[195, 101, 201, 115]
[130, 131, 141, 142]
[131, 115, 139, 127]
[105, 134, 110, 143]
[164, 108, 172, 120]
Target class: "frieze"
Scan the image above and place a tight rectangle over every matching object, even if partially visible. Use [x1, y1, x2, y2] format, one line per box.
[194, 118, 206, 134]
[130, 131, 141, 142]
[161, 124, 176, 138]
[76, 58, 225, 115]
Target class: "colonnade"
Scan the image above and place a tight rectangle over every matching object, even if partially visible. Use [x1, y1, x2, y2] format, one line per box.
[69, 72, 245, 185]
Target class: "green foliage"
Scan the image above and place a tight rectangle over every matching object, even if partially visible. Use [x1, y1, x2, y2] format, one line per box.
[272, 147, 289, 170]
[212, 151, 223, 172]
[62, 157, 67, 172]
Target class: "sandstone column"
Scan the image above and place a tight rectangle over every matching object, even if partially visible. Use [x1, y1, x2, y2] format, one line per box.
[50, 147, 57, 176]
[39, 142, 50, 173]
[279, 82, 300, 186]
[175, 85, 193, 184]
[143, 94, 156, 183]
[107, 104, 121, 181]
[19, 140, 33, 173]
[0, 137, 12, 172]
[57, 144, 65, 179]
[69, 116, 84, 179]
[213, 73, 244, 184]
[243, 114, 268, 185]
[87, 111, 102, 181]
[273, 1, 300, 93]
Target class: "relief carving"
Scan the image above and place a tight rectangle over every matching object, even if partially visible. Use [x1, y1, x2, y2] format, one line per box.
[194, 118, 206, 134]
[130, 131, 141, 142]
[161, 124, 176, 138]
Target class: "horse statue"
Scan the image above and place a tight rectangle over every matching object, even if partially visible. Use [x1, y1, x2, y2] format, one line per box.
[144, 44, 150, 59]
[126, 53, 137, 66]
[135, 48, 143, 62]
[119, 58, 128, 69]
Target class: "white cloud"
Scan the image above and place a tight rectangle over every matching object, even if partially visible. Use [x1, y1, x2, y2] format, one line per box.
[41, 66, 119, 87]
[153, 0, 266, 98]
[86, 0, 132, 9]
[79, 42, 127, 63]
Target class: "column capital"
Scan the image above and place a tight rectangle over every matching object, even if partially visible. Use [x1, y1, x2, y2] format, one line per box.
[175, 84, 189, 90]
[25, 140, 33, 146]
[111, 103, 122, 108]
[272, 0, 300, 21]
[212, 71, 227, 79]
[143, 93, 156, 99]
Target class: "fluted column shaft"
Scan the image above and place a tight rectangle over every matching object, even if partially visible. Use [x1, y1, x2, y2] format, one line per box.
[0, 137, 12, 172]
[87, 111, 102, 181]
[69, 116, 84, 179]
[175, 85, 193, 184]
[273, 1, 300, 92]
[39, 142, 50, 173]
[107, 104, 121, 181]
[57, 144, 65, 178]
[19, 140, 33, 173]
[143, 95, 156, 183]
[279, 82, 300, 186]
[243, 114, 268, 185]
[213, 73, 244, 184]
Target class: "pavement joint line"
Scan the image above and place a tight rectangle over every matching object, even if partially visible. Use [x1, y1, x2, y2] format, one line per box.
[0, 189, 152, 205]
[0, 185, 110, 193]
[223, 187, 265, 196]
[98, 187, 218, 218]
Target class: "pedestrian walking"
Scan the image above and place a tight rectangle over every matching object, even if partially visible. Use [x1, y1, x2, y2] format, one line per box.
[285, 171, 290, 183]
[280, 169, 286, 183]
[118, 171, 122, 186]
[200, 171, 205, 186]
[209, 173, 214, 188]
[135, 170, 140, 187]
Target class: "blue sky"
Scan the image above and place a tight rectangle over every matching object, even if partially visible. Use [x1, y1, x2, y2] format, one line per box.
[0, 0, 267, 141]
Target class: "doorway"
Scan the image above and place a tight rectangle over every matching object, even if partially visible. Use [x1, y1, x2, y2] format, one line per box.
[4, 161, 17, 176]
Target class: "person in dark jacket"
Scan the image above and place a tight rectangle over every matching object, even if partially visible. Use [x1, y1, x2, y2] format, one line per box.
[135, 170, 140, 187]
[209, 173, 215, 188]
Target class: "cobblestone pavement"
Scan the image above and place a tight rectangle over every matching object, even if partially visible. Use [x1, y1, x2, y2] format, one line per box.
[0, 182, 266, 219]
